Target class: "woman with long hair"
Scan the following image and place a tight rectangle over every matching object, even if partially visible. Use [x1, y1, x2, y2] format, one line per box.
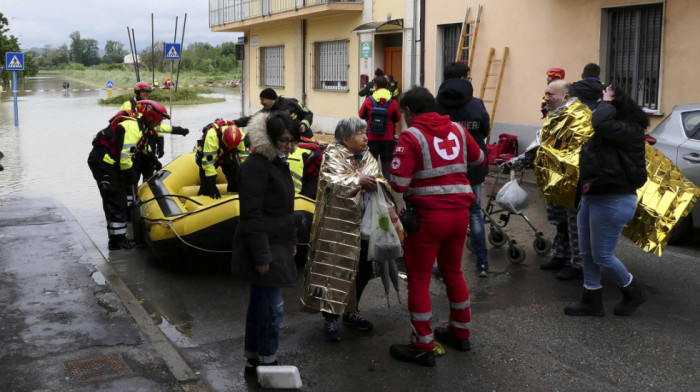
[565, 85, 649, 317]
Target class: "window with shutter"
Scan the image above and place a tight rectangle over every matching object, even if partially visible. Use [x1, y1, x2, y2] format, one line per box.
[313, 40, 349, 91]
[260, 46, 284, 87]
[606, 4, 663, 110]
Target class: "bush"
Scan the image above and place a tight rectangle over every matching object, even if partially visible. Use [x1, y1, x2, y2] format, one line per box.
[64, 62, 86, 71]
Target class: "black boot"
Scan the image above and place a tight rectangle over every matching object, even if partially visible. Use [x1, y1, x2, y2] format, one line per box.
[564, 288, 604, 317]
[613, 277, 648, 316]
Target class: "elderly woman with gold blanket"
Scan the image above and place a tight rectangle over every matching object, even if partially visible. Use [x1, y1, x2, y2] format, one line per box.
[300, 117, 389, 342]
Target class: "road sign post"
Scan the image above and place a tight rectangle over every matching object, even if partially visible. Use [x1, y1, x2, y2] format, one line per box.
[163, 43, 181, 121]
[107, 80, 114, 98]
[6, 52, 24, 126]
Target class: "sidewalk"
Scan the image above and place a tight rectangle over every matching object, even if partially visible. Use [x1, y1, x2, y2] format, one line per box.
[0, 197, 203, 391]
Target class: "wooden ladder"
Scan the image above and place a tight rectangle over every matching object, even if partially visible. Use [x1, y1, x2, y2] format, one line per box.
[479, 47, 509, 142]
[455, 4, 482, 70]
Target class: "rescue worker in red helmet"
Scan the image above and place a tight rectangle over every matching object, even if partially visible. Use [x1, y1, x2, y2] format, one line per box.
[120, 82, 189, 182]
[195, 119, 247, 199]
[87, 100, 170, 250]
[388, 87, 485, 367]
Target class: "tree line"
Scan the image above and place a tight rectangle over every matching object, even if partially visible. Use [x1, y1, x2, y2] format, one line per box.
[1, 12, 241, 83]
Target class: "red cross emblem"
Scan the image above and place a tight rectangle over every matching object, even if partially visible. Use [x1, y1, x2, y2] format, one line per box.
[433, 132, 460, 160]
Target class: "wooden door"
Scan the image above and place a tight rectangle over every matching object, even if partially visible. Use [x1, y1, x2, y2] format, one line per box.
[384, 46, 403, 134]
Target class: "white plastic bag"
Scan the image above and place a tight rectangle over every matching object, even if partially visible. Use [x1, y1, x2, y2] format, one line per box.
[367, 186, 403, 260]
[360, 192, 374, 240]
[495, 171, 529, 214]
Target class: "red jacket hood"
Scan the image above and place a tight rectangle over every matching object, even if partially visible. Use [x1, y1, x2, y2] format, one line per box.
[408, 112, 454, 138]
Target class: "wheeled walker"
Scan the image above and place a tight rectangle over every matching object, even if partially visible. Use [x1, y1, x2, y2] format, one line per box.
[473, 166, 552, 264]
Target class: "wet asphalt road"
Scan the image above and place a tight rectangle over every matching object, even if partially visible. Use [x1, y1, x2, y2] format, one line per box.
[110, 175, 700, 391]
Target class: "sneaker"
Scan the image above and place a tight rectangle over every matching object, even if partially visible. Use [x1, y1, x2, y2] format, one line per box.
[244, 358, 259, 375]
[434, 327, 471, 351]
[108, 236, 137, 250]
[324, 318, 341, 342]
[476, 263, 489, 278]
[342, 311, 373, 331]
[540, 257, 567, 271]
[389, 343, 436, 367]
[556, 266, 583, 280]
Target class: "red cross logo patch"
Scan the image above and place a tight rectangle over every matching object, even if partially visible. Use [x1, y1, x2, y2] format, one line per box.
[433, 132, 460, 160]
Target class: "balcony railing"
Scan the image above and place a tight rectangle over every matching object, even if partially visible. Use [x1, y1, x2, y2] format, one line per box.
[210, 0, 363, 27]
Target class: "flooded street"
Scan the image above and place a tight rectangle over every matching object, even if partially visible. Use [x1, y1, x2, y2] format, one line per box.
[2, 74, 699, 391]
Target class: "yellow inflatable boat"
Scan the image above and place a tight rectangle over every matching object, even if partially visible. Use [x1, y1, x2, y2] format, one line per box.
[136, 153, 315, 262]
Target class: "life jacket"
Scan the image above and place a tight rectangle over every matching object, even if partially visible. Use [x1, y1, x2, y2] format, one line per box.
[92, 110, 138, 163]
[297, 137, 326, 182]
[196, 119, 243, 166]
[368, 95, 393, 135]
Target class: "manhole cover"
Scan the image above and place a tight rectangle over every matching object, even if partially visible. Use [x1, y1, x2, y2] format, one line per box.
[64, 354, 131, 382]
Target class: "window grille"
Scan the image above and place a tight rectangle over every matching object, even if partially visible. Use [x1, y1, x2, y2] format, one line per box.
[607, 4, 663, 110]
[260, 45, 284, 87]
[313, 40, 348, 91]
[442, 23, 468, 68]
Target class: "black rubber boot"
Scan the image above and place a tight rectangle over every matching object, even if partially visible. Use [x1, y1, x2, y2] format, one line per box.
[564, 288, 604, 317]
[613, 277, 648, 316]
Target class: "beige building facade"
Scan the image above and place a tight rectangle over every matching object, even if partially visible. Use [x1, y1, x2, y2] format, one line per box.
[210, 0, 700, 144]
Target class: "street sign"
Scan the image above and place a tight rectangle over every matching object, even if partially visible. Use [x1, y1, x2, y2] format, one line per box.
[360, 42, 372, 58]
[164, 43, 181, 60]
[6, 52, 24, 70]
[106, 80, 114, 89]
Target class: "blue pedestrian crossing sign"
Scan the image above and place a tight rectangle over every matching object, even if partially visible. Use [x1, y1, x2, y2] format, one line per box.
[107, 80, 114, 89]
[164, 43, 181, 60]
[6, 52, 24, 70]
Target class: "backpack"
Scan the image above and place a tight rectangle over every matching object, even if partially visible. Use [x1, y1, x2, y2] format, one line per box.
[368, 96, 392, 135]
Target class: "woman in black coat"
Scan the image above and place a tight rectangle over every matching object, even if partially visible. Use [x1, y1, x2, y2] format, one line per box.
[231, 112, 301, 374]
[565, 85, 649, 318]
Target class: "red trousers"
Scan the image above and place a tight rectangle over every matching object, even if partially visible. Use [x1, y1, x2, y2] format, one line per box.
[403, 208, 472, 351]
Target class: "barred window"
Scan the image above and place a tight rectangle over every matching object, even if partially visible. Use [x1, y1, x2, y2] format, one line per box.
[441, 23, 468, 68]
[313, 40, 348, 91]
[260, 45, 284, 87]
[606, 4, 663, 110]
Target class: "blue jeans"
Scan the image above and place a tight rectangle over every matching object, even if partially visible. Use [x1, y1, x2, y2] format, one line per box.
[577, 194, 637, 290]
[244, 284, 284, 364]
[469, 183, 488, 266]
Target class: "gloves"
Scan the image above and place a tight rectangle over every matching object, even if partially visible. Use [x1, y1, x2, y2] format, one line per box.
[154, 160, 163, 171]
[233, 116, 250, 128]
[198, 175, 221, 199]
[171, 126, 189, 136]
[156, 136, 165, 159]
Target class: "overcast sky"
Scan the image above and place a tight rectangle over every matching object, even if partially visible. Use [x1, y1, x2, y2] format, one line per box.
[3, 1, 241, 51]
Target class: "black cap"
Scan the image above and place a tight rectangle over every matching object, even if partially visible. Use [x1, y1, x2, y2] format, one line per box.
[260, 88, 278, 100]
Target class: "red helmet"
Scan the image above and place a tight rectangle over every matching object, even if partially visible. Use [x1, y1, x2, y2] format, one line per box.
[222, 125, 243, 151]
[546, 68, 566, 80]
[134, 81, 153, 94]
[137, 100, 169, 127]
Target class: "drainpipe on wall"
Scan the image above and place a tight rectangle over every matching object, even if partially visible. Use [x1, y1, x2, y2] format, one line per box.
[411, 0, 418, 86]
[302, 19, 307, 106]
[419, 0, 425, 86]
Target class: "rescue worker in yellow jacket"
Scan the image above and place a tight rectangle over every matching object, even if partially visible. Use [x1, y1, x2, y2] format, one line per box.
[195, 119, 247, 199]
[87, 100, 169, 250]
[121, 82, 189, 181]
[286, 137, 325, 200]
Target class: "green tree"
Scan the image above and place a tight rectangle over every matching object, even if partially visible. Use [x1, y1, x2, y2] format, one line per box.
[103, 40, 126, 64]
[69, 31, 100, 66]
[23, 50, 39, 76]
[0, 12, 21, 82]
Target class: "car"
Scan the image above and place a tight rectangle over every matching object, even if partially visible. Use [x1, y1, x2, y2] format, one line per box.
[645, 103, 700, 241]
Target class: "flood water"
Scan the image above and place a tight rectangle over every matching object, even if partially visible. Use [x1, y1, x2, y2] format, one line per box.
[0, 73, 242, 251]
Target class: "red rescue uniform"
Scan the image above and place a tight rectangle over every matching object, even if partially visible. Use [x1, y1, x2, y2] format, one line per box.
[389, 112, 485, 352]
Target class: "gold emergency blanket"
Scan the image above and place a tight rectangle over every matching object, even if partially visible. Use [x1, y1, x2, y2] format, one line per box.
[534, 99, 593, 210]
[622, 144, 700, 256]
[300, 143, 387, 315]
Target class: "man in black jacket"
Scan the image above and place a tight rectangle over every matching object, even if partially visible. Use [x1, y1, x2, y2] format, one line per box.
[235, 88, 314, 139]
[571, 63, 605, 110]
[434, 62, 491, 277]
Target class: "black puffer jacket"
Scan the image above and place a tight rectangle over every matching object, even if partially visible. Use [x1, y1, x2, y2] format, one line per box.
[579, 101, 647, 196]
[231, 113, 297, 287]
[435, 78, 491, 185]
